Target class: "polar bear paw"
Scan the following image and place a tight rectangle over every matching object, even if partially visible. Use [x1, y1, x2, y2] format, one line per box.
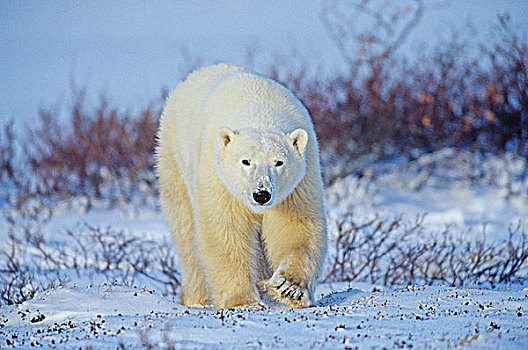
[258, 272, 310, 309]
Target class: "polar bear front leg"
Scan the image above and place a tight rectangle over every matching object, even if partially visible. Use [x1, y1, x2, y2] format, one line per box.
[261, 196, 326, 308]
[195, 206, 263, 310]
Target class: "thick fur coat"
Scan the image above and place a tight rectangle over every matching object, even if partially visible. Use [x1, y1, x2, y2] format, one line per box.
[156, 63, 327, 310]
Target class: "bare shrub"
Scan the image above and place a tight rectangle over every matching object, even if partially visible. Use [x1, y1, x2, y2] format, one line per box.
[0, 1, 524, 208]
[0, 200, 179, 306]
[24, 90, 161, 205]
[0, 121, 16, 183]
[269, 5, 528, 183]
[0, 199, 63, 305]
[1, 234, 40, 305]
[3, 199, 526, 306]
[325, 214, 528, 286]
[1, 4, 525, 199]
[321, 0, 426, 64]
[0, 242, 68, 306]
[477, 15, 528, 155]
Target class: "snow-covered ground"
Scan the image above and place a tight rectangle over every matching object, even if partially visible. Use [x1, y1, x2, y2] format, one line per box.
[2, 152, 528, 349]
[2, 283, 527, 349]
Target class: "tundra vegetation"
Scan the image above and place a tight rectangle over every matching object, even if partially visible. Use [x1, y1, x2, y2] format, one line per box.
[1, 0, 527, 307]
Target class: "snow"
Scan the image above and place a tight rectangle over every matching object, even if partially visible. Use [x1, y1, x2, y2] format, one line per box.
[2, 157, 528, 348]
[325, 163, 528, 242]
[2, 283, 527, 349]
[3, 285, 175, 326]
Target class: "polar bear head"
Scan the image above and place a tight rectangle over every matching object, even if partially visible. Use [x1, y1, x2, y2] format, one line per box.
[215, 126, 308, 214]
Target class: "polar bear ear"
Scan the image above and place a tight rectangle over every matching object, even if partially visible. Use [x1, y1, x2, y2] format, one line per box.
[287, 128, 308, 154]
[217, 127, 236, 148]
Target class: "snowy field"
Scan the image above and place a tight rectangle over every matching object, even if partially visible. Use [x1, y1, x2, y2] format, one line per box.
[2, 155, 528, 349]
[2, 1, 528, 349]
[1, 283, 526, 349]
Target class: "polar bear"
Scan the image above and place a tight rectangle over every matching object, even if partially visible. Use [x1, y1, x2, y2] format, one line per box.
[156, 63, 327, 310]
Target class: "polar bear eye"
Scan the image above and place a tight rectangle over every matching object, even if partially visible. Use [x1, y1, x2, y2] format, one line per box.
[241, 159, 251, 166]
[275, 160, 284, 167]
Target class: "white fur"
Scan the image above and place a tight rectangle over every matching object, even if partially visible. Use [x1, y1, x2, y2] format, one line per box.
[156, 63, 327, 310]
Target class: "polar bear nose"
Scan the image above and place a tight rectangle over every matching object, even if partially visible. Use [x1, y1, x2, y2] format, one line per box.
[253, 190, 271, 205]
